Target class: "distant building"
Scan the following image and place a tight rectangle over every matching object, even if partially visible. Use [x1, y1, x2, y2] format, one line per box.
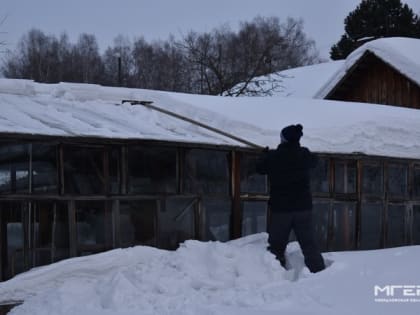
[1, 37, 420, 281]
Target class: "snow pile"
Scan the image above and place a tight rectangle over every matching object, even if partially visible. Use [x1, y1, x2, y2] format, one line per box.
[1, 233, 419, 315]
[316, 37, 420, 98]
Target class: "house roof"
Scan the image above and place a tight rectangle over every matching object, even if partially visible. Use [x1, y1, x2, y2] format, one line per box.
[315, 37, 420, 99]
[1, 78, 420, 159]
[229, 60, 344, 98]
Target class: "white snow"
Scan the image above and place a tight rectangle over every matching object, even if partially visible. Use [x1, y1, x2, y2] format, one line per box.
[316, 37, 420, 98]
[1, 233, 419, 315]
[1, 78, 420, 159]
[230, 61, 344, 98]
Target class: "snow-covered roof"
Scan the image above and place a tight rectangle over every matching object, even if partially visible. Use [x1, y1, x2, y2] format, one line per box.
[315, 37, 420, 99]
[1, 78, 420, 159]
[228, 60, 344, 98]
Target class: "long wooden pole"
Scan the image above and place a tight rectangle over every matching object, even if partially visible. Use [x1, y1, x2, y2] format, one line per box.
[121, 100, 263, 149]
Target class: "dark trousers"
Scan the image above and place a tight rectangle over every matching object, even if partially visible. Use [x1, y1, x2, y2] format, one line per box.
[268, 210, 325, 273]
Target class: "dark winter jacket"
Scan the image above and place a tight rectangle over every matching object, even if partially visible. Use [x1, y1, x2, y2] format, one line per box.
[256, 142, 318, 212]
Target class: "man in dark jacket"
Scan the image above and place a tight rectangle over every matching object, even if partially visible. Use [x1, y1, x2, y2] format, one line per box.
[256, 124, 325, 273]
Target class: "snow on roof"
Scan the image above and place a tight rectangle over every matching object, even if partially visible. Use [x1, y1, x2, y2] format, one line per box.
[315, 37, 420, 99]
[228, 60, 344, 98]
[1, 78, 420, 159]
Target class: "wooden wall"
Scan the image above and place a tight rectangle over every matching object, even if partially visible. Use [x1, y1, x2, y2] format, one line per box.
[326, 52, 420, 109]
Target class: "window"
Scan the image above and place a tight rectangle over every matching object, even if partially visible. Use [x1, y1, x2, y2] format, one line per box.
[360, 202, 383, 250]
[0, 201, 28, 280]
[313, 201, 330, 252]
[128, 146, 177, 194]
[240, 154, 267, 194]
[64, 146, 105, 195]
[0, 143, 30, 194]
[75, 201, 112, 254]
[362, 163, 383, 195]
[159, 198, 196, 249]
[31, 202, 70, 266]
[387, 164, 407, 197]
[109, 148, 121, 194]
[331, 202, 356, 251]
[201, 198, 231, 241]
[413, 167, 420, 198]
[241, 201, 267, 236]
[311, 157, 330, 193]
[184, 149, 230, 195]
[32, 144, 58, 193]
[413, 205, 420, 245]
[119, 200, 157, 247]
[386, 204, 406, 247]
[334, 160, 357, 194]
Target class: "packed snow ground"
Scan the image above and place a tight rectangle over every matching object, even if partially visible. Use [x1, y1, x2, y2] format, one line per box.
[1, 233, 419, 315]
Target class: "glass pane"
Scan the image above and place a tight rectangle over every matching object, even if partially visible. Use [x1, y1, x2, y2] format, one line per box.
[202, 198, 231, 241]
[313, 201, 330, 252]
[32, 144, 58, 193]
[331, 202, 356, 250]
[413, 168, 420, 197]
[311, 158, 329, 193]
[241, 201, 267, 236]
[360, 203, 383, 250]
[119, 200, 157, 247]
[334, 160, 356, 193]
[53, 202, 70, 262]
[184, 149, 230, 195]
[387, 164, 407, 197]
[240, 154, 267, 194]
[64, 146, 105, 195]
[413, 205, 420, 245]
[386, 204, 406, 247]
[32, 202, 54, 267]
[159, 198, 196, 249]
[0, 201, 27, 279]
[109, 148, 121, 194]
[128, 146, 176, 194]
[362, 163, 383, 195]
[0, 144, 30, 194]
[75, 201, 112, 253]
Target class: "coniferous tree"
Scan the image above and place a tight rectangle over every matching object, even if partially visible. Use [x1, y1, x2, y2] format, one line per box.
[330, 0, 420, 60]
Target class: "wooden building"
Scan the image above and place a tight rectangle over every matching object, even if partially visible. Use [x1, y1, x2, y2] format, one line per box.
[315, 37, 420, 109]
[1, 79, 420, 281]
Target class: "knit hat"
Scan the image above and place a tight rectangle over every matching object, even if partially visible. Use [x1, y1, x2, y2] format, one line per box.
[280, 124, 303, 143]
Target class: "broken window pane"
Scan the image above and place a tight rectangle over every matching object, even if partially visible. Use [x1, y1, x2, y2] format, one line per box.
[184, 149, 230, 195]
[202, 198, 231, 241]
[387, 164, 407, 197]
[119, 200, 157, 247]
[313, 201, 330, 252]
[32, 144, 58, 194]
[331, 202, 356, 251]
[64, 146, 105, 195]
[362, 163, 383, 195]
[413, 205, 420, 245]
[0, 144, 30, 194]
[128, 146, 177, 194]
[159, 198, 196, 249]
[75, 201, 112, 254]
[240, 154, 267, 194]
[311, 157, 330, 193]
[386, 204, 406, 247]
[360, 202, 383, 250]
[334, 160, 357, 194]
[241, 201, 267, 236]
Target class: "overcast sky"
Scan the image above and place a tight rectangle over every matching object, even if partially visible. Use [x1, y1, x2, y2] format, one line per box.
[3, 0, 420, 60]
